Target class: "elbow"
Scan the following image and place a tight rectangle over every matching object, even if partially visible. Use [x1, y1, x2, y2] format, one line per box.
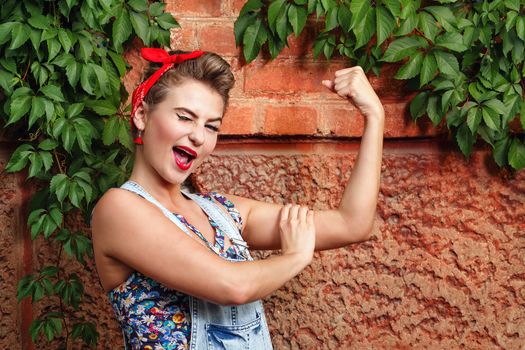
[214, 276, 253, 306]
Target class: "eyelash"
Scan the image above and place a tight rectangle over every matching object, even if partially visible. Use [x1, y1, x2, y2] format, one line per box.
[177, 114, 219, 132]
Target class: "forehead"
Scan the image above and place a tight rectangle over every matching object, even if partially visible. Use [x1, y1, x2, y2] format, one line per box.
[163, 79, 224, 119]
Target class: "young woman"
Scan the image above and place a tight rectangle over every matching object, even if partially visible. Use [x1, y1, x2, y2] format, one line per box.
[91, 48, 384, 350]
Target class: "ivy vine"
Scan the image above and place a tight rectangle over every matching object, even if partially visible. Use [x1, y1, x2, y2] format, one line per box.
[235, 0, 525, 170]
[0, 0, 178, 347]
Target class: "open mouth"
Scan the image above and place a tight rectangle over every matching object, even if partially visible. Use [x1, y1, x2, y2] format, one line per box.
[172, 146, 197, 171]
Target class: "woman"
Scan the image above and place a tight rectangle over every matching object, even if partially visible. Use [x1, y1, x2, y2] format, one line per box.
[91, 48, 384, 349]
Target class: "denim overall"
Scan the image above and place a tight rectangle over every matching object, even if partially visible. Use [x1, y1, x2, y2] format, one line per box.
[120, 180, 273, 350]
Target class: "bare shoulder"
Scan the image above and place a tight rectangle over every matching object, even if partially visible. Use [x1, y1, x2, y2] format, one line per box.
[91, 188, 153, 249]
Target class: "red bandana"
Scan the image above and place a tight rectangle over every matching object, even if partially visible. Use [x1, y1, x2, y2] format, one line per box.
[130, 48, 205, 131]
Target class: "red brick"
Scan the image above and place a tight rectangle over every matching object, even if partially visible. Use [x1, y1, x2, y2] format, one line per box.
[263, 105, 318, 135]
[231, 0, 248, 16]
[198, 23, 240, 57]
[221, 103, 256, 135]
[280, 24, 317, 57]
[166, 0, 223, 17]
[245, 59, 347, 96]
[170, 21, 198, 50]
[320, 102, 447, 138]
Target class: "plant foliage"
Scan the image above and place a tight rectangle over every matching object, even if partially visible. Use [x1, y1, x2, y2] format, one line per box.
[235, 0, 525, 169]
[1, 0, 178, 347]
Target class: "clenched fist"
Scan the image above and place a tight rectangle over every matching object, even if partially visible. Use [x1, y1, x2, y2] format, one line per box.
[322, 66, 384, 120]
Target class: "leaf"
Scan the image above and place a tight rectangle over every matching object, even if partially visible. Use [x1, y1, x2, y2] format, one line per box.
[434, 50, 459, 76]
[67, 103, 84, 118]
[40, 85, 65, 102]
[50, 174, 69, 203]
[10, 23, 31, 49]
[395, 51, 423, 79]
[47, 39, 62, 61]
[382, 37, 424, 62]
[28, 14, 51, 30]
[466, 107, 481, 134]
[424, 5, 456, 31]
[29, 96, 46, 129]
[66, 60, 81, 87]
[493, 136, 510, 166]
[234, 12, 257, 47]
[91, 63, 109, 95]
[484, 99, 506, 115]
[419, 52, 437, 87]
[108, 51, 127, 77]
[5, 144, 33, 172]
[239, 0, 264, 17]
[127, 0, 148, 12]
[80, 64, 95, 95]
[349, 0, 368, 30]
[77, 36, 93, 62]
[8, 95, 32, 126]
[427, 95, 442, 126]
[130, 11, 149, 44]
[410, 91, 429, 121]
[268, 0, 286, 31]
[86, 99, 117, 115]
[376, 5, 395, 46]
[149, 2, 165, 17]
[289, 4, 307, 37]
[455, 122, 475, 157]
[0, 22, 15, 45]
[482, 106, 500, 131]
[243, 19, 268, 63]
[275, 3, 290, 42]
[156, 13, 179, 30]
[508, 137, 525, 170]
[38, 139, 58, 151]
[113, 9, 132, 50]
[58, 29, 73, 52]
[435, 32, 467, 52]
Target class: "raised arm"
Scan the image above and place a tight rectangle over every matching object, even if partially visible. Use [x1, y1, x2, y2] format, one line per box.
[91, 189, 316, 306]
[232, 66, 384, 251]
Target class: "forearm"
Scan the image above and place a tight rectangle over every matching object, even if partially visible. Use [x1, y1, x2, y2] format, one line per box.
[224, 252, 310, 305]
[339, 110, 384, 237]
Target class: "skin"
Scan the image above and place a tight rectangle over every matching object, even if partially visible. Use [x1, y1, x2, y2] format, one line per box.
[91, 69, 384, 306]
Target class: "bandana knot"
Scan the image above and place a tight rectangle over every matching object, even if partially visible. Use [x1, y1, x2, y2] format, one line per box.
[130, 48, 205, 131]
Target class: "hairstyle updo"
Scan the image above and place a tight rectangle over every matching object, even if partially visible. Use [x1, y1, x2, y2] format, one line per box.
[142, 50, 235, 113]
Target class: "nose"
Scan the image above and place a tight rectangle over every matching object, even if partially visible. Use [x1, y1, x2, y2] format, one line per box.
[188, 123, 205, 146]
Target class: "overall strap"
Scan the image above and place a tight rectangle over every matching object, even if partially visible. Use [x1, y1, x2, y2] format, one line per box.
[182, 191, 251, 255]
[120, 180, 194, 239]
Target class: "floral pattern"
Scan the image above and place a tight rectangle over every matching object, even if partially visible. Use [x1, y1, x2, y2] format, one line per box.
[109, 192, 245, 349]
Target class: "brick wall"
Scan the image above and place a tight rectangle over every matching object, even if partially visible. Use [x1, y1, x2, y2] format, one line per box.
[1, 0, 524, 349]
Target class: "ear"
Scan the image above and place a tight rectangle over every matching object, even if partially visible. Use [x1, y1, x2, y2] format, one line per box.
[133, 102, 149, 130]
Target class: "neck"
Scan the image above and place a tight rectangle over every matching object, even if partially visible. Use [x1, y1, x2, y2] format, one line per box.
[128, 148, 187, 207]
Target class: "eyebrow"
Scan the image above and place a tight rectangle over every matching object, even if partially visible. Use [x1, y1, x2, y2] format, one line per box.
[175, 107, 222, 123]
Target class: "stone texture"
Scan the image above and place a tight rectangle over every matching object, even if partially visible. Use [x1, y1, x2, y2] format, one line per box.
[0, 145, 31, 349]
[191, 142, 525, 350]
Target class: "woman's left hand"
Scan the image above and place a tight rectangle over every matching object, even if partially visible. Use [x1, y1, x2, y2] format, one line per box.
[322, 66, 384, 121]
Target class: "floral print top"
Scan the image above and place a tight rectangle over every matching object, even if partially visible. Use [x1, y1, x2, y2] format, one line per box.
[108, 192, 244, 350]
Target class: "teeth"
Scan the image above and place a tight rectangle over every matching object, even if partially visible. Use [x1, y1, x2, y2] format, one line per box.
[173, 147, 194, 159]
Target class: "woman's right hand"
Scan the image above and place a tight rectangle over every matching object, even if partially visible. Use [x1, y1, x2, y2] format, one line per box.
[278, 204, 316, 263]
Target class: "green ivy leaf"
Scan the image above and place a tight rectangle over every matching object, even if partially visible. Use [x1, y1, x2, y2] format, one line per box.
[130, 11, 150, 44]
[466, 107, 481, 134]
[383, 37, 424, 62]
[234, 12, 257, 47]
[376, 5, 395, 46]
[41, 85, 65, 102]
[481, 106, 501, 131]
[455, 122, 475, 157]
[156, 13, 179, 30]
[128, 0, 148, 12]
[113, 9, 132, 51]
[418, 11, 439, 42]
[8, 95, 33, 126]
[268, 0, 286, 32]
[50, 174, 69, 203]
[435, 32, 467, 52]
[10, 23, 31, 49]
[508, 137, 525, 169]
[410, 91, 429, 121]
[395, 51, 423, 79]
[289, 4, 307, 37]
[434, 50, 459, 76]
[239, 0, 264, 17]
[29, 96, 46, 129]
[243, 18, 268, 63]
[420, 52, 437, 87]
[5, 144, 34, 172]
[0, 22, 16, 45]
[424, 6, 456, 32]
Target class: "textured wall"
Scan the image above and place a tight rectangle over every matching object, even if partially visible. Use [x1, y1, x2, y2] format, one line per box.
[193, 143, 525, 350]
